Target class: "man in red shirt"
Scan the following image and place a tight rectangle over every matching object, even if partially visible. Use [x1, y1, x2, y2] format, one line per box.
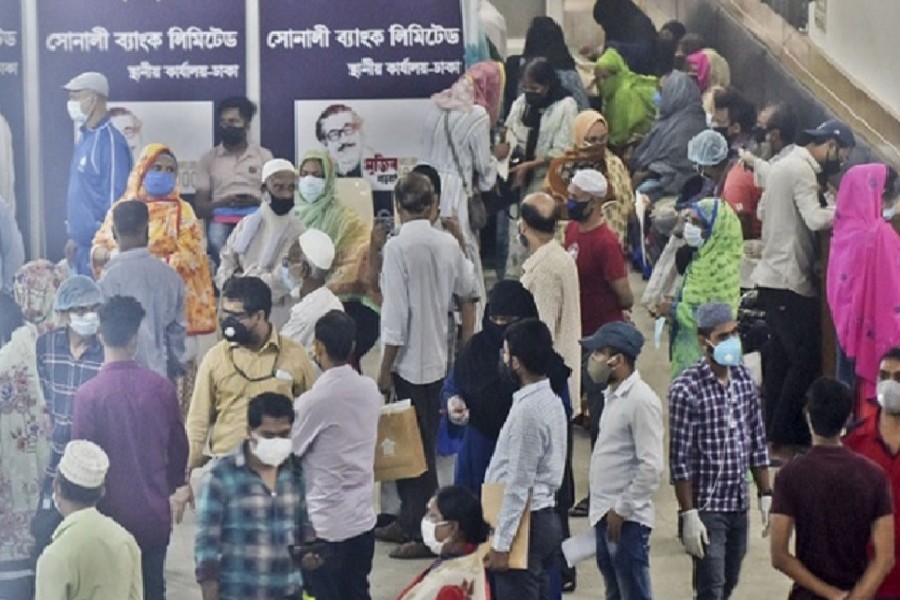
[564, 168, 633, 516]
[844, 346, 900, 599]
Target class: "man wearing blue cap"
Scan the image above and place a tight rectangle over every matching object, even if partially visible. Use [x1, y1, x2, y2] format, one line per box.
[582, 321, 663, 600]
[669, 301, 771, 600]
[753, 118, 855, 463]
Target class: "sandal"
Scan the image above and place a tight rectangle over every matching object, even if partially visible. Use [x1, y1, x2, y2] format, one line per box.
[562, 567, 577, 593]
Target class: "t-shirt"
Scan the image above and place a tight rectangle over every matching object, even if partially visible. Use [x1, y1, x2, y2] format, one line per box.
[565, 221, 627, 336]
[722, 162, 763, 239]
[772, 445, 893, 599]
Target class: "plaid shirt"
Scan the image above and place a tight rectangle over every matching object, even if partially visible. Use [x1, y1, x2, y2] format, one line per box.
[195, 443, 310, 599]
[36, 327, 103, 492]
[669, 360, 769, 513]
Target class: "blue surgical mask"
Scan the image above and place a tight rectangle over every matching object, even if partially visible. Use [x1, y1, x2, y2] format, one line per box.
[884, 206, 896, 221]
[566, 198, 590, 222]
[143, 170, 176, 197]
[712, 336, 743, 367]
[652, 90, 662, 108]
[683, 222, 705, 248]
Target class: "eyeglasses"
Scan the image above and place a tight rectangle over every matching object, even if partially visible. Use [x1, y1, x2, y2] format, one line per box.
[324, 123, 359, 143]
[584, 135, 608, 146]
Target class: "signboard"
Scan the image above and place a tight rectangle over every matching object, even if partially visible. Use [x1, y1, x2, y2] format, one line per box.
[37, 0, 246, 259]
[260, 0, 465, 214]
[0, 1, 25, 230]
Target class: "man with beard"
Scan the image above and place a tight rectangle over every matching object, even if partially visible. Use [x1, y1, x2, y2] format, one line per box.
[316, 104, 366, 177]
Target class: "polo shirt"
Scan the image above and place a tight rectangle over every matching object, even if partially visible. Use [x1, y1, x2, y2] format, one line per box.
[196, 143, 273, 223]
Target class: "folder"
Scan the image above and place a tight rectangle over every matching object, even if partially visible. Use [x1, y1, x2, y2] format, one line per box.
[479, 483, 530, 570]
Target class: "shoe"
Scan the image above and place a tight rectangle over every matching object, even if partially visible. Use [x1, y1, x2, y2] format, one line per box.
[562, 566, 577, 593]
[375, 512, 398, 529]
[389, 541, 436, 560]
[374, 521, 409, 544]
[568, 497, 590, 517]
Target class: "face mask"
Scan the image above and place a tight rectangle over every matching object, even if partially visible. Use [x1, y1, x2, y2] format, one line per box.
[517, 228, 529, 250]
[69, 312, 99, 336]
[566, 199, 591, 222]
[524, 91, 545, 106]
[683, 222, 705, 248]
[820, 147, 842, 177]
[420, 518, 448, 555]
[269, 197, 294, 216]
[299, 175, 327, 203]
[143, 170, 176, 197]
[484, 319, 507, 345]
[221, 315, 253, 346]
[67, 100, 89, 124]
[219, 125, 246, 146]
[713, 126, 731, 143]
[587, 354, 614, 384]
[884, 206, 897, 221]
[251, 436, 293, 467]
[499, 357, 521, 388]
[52, 491, 62, 514]
[752, 126, 767, 145]
[652, 90, 662, 108]
[711, 335, 743, 367]
[877, 380, 900, 415]
[281, 264, 303, 295]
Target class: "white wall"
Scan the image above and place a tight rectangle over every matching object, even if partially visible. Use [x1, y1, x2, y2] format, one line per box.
[809, 0, 900, 119]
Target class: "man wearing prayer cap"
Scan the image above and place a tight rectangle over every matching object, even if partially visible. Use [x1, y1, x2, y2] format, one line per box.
[564, 169, 634, 519]
[31, 275, 105, 558]
[581, 319, 663, 598]
[62, 71, 133, 277]
[216, 158, 306, 329]
[35, 440, 143, 600]
[281, 228, 344, 354]
[668, 301, 771, 599]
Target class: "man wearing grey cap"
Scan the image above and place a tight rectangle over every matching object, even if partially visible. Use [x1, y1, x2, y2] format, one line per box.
[753, 118, 855, 463]
[669, 301, 771, 600]
[582, 321, 663, 600]
[62, 71, 133, 278]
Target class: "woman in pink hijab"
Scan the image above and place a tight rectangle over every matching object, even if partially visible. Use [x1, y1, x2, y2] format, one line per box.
[685, 51, 711, 92]
[827, 163, 900, 418]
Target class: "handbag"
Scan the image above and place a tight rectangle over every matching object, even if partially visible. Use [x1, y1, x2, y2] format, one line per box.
[443, 112, 489, 232]
[374, 397, 428, 482]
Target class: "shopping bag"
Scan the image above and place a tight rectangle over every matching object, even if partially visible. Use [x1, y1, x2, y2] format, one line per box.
[479, 483, 531, 569]
[374, 399, 428, 482]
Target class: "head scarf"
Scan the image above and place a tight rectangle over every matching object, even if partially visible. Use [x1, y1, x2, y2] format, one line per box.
[122, 143, 180, 203]
[827, 164, 900, 396]
[432, 75, 477, 114]
[13, 259, 66, 333]
[702, 48, 731, 88]
[686, 51, 711, 92]
[632, 70, 708, 195]
[468, 61, 504, 127]
[670, 198, 743, 376]
[522, 17, 576, 70]
[295, 148, 337, 225]
[594, 48, 658, 146]
[573, 110, 608, 148]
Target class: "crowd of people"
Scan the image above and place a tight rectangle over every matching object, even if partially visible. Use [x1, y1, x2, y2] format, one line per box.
[2, 1, 900, 599]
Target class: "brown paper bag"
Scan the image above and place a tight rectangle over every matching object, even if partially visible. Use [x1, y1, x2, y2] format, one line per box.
[374, 400, 427, 482]
[479, 483, 531, 569]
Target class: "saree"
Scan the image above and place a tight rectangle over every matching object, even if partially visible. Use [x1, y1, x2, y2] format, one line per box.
[595, 48, 658, 147]
[397, 550, 489, 600]
[671, 198, 743, 377]
[92, 143, 216, 335]
[827, 164, 900, 398]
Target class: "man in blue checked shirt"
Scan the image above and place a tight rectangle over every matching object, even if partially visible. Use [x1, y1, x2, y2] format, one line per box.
[668, 302, 772, 600]
[195, 392, 319, 600]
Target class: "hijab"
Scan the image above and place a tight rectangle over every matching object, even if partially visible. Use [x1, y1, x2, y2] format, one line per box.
[594, 48, 658, 146]
[573, 110, 608, 148]
[686, 51, 711, 92]
[122, 143, 180, 203]
[294, 148, 338, 226]
[522, 17, 576, 70]
[433, 62, 505, 128]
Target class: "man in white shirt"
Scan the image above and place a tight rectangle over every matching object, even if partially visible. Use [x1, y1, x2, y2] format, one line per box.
[280, 228, 344, 354]
[582, 321, 664, 600]
[293, 310, 382, 600]
[752, 119, 855, 462]
[375, 172, 478, 559]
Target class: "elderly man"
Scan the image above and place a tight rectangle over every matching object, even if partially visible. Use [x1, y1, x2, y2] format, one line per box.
[280, 228, 344, 354]
[216, 158, 306, 329]
[63, 71, 133, 277]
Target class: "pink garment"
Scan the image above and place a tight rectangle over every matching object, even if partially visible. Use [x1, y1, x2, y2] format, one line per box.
[686, 51, 711, 92]
[827, 163, 900, 396]
[431, 76, 476, 113]
[467, 61, 504, 127]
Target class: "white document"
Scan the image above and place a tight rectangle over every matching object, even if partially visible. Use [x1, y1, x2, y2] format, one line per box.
[654, 317, 667, 349]
[635, 191, 649, 268]
[561, 529, 597, 567]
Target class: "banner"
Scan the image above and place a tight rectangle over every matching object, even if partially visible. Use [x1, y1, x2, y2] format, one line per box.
[260, 0, 465, 215]
[37, 0, 246, 259]
[0, 1, 25, 227]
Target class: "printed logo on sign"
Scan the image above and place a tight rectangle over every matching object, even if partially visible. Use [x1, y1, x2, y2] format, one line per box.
[381, 438, 396, 456]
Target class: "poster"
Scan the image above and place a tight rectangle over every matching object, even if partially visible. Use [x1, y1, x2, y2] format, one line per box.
[260, 0, 465, 214]
[0, 0, 25, 232]
[37, 0, 246, 259]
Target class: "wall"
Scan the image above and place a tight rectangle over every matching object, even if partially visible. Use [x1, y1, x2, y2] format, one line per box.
[808, 0, 900, 120]
[491, 0, 544, 40]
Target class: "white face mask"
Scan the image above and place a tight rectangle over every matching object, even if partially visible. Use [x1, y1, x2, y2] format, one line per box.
[298, 175, 326, 203]
[251, 436, 293, 467]
[52, 491, 62, 514]
[683, 222, 705, 248]
[420, 517, 448, 555]
[281, 264, 303, 298]
[69, 311, 99, 336]
[67, 99, 89, 124]
[878, 380, 900, 415]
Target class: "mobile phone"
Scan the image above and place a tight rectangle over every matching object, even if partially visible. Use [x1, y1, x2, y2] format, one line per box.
[289, 541, 326, 559]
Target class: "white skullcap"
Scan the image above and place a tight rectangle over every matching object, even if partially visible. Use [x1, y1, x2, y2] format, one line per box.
[262, 159, 296, 182]
[63, 72, 109, 97]
[59, 440, 109, 488]
[299, 228, 336, 271]
[571, 169, 608, 198]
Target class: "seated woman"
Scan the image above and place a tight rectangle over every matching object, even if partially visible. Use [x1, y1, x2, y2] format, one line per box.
[593, 48, 657, 152]
[396, 486, 491, 600]
[827, 164, 900, 419]
[658, 197, 742, 377]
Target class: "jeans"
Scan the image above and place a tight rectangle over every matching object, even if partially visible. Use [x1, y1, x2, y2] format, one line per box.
[304, 530, 375, 600]
[141, 545, 167, 600]
[595, 519, 653, 600]
[494, 508, 563, 600]
[692, 511, 748, 600]
[207, 221, 236, 269]
[758, 287, 819, 447]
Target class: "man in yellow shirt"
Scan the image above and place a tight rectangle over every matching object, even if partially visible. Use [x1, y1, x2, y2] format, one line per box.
[35, 440, 142, 600]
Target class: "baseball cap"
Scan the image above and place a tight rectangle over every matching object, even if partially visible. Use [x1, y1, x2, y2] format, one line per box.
[63, 72, 109, 97]
[580, 321, 644, 357]
[803, 119, 855, 148]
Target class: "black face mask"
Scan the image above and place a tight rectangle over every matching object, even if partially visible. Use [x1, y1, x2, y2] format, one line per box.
[752, 126, 767, 145]
[524, 91, 547, 107]
[269, 197, 294, 216]
[219, 125, 246, 146]
[483, 320, 507, 346]
[221, 316, 253, 346]
[498, 357, 521, 388]
[713, 126, 732, 145]
[820, 148, 843, 178]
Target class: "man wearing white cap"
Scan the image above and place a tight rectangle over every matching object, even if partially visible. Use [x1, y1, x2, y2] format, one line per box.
[62, 71, 133, 278]
[35, 440, 142, 600]
[216, 158, 306, 329]
[281, 228, 344, 354]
